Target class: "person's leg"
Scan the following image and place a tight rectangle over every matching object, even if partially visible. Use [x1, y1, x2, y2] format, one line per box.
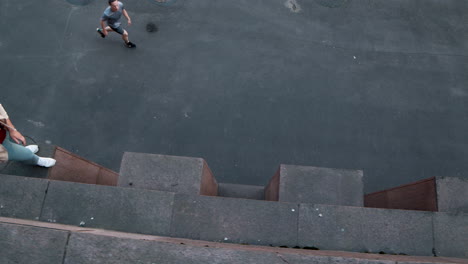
[2, 134, 39, 165]
[122, 29, 129, 43]
[2, 133, 55, 167]
[97, 26, 115, 38]
[111, 26, 127, 42]
[110, 26, 134, 46]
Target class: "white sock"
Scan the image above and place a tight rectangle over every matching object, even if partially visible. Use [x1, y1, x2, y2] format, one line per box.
[37, 157, 56, 167]
[25, 145, 39, 154]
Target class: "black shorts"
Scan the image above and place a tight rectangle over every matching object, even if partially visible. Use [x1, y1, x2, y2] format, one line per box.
[110, 25, 125, 35]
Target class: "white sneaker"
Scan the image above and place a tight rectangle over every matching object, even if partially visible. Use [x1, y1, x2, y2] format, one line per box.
[25, 145, 39, 154]
[37, 157, 56, 167]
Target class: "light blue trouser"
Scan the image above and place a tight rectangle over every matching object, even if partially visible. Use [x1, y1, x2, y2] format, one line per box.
[1, 132, 39, 165]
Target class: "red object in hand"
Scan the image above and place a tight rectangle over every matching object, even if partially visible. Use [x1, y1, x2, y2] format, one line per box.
[0, 128, 6, 144]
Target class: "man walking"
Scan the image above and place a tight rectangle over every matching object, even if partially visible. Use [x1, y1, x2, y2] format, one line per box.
[97, 0, 136, 48]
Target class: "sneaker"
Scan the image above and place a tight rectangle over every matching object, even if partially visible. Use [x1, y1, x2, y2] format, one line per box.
[37, 157, 56, 168]
[96, 28, 105, 38]
[125, 41, 136, 48]
[25, 145, 39, 154]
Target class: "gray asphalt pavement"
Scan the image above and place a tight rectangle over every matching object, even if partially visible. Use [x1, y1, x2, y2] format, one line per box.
[1, 0, 467, 193]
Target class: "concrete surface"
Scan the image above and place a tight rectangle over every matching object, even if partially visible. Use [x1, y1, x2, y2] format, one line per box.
[433, 212, 468, 258]
[67, 233, 422, 264]
[436, 177, 468, 213]
[1, 0, 467, 194]
[2, 174, 467, 257]
[218, 183, 265, 200]
[0, 174, 49, 220]
[2, 217, 467, 264]
[40, 180, 174, 236]
[267, 164, 363, 205]
[66, 232, 286, 264]
[171, 194, 299, 246]
[0, 222, 69, 264]
[119, 152, 218, 195]
[298, 204, 434, 256]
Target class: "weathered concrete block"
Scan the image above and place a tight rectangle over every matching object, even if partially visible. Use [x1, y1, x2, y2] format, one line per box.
[40, 180, 174, 236]
[0, 222, 68, 264]
[118, 152, 218, 196]
[298, 204, 434, 256]
[433, 212, 468, 258]
[218, 183, 264, 200]
[265, 165, 363, 206]
[171, 194, 299, 246]
[66, 232, 285, 264]
[436, 177, 468, 213]
[0, 174, 49, 220]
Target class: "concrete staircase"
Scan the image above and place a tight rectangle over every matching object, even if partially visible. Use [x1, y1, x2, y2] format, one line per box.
[2, 217, 467, 264]
[1, 148, 467, 263]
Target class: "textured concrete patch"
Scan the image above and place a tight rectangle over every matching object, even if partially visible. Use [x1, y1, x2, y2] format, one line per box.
[171, 194, 299, 246]
[1, 217, 465, 264]
[268, 165, 363, 206]
[66, 232, 285, 264]
[0, 222, 69, 264]
[436, 177, 468, 213]
[119, 152, 217, 196]
[298, 204, 434, 256]
[433, 212, 468, 258]
[0, 174, 49, 220]
[40, 180, 174, 236]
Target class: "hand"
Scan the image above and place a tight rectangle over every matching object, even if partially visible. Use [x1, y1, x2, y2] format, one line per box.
[128, 19, 132, 26]
[9, 129, 26, 145]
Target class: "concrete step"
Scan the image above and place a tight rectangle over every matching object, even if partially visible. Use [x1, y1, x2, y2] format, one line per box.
[120, 152, 364, 206]
[436, 177, 468, 213]
[0, 174, 49, 220]
[1, 174, 467, 258]
[118, 152, 218, 196]
[218, 183, 265, 200]
[265, 164, 364, 206]
[40, 179, 174, 236]
[1, 217, 466, 264]
[170, 193, 298, 246]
